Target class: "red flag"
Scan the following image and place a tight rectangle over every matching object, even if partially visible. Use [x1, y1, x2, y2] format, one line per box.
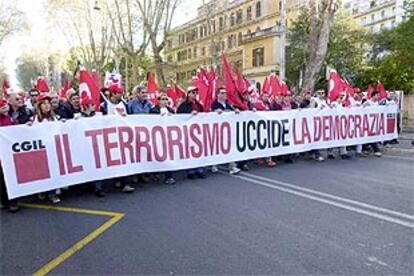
[79, 69, 100, 111]
[147, 72, 159, 105]
[166, 86, 176, 107]
[280, 81, 291, 96]
[192, 77, 209, 111]
[59, 78, 72, 99]
[221, 53, 248, 110]
[175, 84, 186, 99]
[35, 77, 49, 92]
[269, 74, 282, 97]
[377, 81, 387, 100]
[236, 70, 247, 94]
[2, 80, 9, 96]
[367, 85, 374, 99]
[262, 77, 270, 94]
[328, 71, 344, 102]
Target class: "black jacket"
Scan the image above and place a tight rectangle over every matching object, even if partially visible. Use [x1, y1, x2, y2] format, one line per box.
[177, 100, 203, 114]
[8, 105, 33, 124]
[60, 102, 81, 119]
[150, 105, 175, 114]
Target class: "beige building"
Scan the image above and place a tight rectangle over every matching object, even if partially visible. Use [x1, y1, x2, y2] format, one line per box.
[163, 0, 285, 87]
[342, 0, 407, 32]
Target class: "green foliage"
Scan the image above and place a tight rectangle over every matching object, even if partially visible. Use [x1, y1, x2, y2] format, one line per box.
[356, 1, 414, 93]
[287, 8, 368, 91]
[15, 54, 47, 91]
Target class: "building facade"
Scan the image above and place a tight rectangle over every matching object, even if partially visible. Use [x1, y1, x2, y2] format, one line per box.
[163, 0, 283, 86]
[342, 0, 407, 33]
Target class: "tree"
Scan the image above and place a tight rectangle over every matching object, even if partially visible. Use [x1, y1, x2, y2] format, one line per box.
[16, 53, 48, 91]
[356, 1, 414, 92]
[136, 0, 181, 87]
[0, 0, 27, 45]
[46, 0, 115, 74]
[301, 0, 339, 92]
[288, 7, 367, 91]
[105, 0, 150, 88]
[0, 63, 8, 83]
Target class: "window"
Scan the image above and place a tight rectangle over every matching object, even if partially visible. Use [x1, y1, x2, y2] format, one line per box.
[255, 26, 261, 33]
[221, 41, 225, 51]
[193, 47, 197, 58]
[188, 49, 192, 59]
[201, 47, 206, 56]
[370, 1, 377, 8]
[381, 10, 385, 18]
[200, 26, 203, 38]
[256, 1, 261, 18]
[391, 20, 396, 27]
[236, 9, 243, 24]
[361, 17, 366, 24]
[211, 19, 216, 33]
[238, 32, 243, 46]
[219, 17, 224, 31]
[371, 14, 375, 22]
[392, 7, 396, 15]
[227, 36, 232, 48]
[252, 48, 264, 67]
[247, 6, 252, 21]
[380, 23, 385, 30]
[230, 13, 235, 26]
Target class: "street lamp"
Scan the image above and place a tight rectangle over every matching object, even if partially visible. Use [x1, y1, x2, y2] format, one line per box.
[93, 0, 101, 11]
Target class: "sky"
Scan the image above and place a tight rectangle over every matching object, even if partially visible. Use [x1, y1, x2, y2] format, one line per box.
[1, 0, 203, 88]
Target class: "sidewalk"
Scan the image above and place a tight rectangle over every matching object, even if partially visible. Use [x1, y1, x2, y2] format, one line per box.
[383, 132, 414, 157]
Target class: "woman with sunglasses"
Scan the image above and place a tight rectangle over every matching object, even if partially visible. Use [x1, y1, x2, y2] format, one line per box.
[150, 93, 177, 185]
[177, 86, 207, 179]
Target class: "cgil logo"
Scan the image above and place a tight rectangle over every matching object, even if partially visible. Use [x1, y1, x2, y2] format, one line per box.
[12, 140, 46, 153]
[12, 140, 51, 184]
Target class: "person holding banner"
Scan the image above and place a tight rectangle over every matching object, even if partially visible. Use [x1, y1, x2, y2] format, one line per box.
[210, 87, 242, 174]
[50, 92, 67, 119]
[28, 94, 62, 203]
[0, 97, 19, 212]
[363, 91, 382, 157]
[150, 92, 177, 185]
[128, 85, 154, 183]
[254, 90, 277, 167]
[100, 84, 135, 192]
[78, 95, 106, 197]
[7, 88, 33, 124]
[328, 92, 352, 159]
[128, 85, 153, 115]
[177, 86, 208, 179]
[61, 89, 81, 119]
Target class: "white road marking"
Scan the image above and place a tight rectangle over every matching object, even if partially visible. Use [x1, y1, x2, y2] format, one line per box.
[224, 173, 414, 229]
[383, 155, 414, 161]
[241, 172, 414, 221]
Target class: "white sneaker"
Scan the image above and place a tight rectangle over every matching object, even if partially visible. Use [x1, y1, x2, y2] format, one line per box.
[229, 167, 241, 175]
[374, 152, 382, 157]
[211, 166, 219, 173]
[316, 156, 324, 162]
[121, 185, 135, 193]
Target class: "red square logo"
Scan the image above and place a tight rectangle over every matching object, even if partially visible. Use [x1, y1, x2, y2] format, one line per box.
[386, 113, 396, 134]
[13, 150, 51, 184]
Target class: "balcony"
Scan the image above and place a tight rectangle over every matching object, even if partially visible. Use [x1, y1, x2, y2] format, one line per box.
[242, 25, 284, 43]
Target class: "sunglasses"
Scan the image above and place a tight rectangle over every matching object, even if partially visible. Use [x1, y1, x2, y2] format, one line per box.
[190, 90, 198, 94]
[219, 91, 227, 94]
[159, 97, 169, 101]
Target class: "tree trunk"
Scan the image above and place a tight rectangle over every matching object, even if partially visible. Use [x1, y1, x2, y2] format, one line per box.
[302, 0, 337, 92]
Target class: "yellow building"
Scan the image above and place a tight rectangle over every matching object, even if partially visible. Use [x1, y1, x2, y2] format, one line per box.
[163, 0, 283, 87]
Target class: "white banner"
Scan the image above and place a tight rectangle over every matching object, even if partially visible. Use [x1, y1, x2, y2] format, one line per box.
[0, 106, 398, 199]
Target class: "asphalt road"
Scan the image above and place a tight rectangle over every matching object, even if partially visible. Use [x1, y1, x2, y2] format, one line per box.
[1, 153, 413, 275]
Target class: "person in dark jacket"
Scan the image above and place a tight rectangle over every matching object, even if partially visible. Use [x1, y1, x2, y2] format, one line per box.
[177, 86, 207, 179]
[0, 97, 19, 212]
[150, 93, 177, 185]
[7, 91, 33, 124]
[60, 89, 81, 119]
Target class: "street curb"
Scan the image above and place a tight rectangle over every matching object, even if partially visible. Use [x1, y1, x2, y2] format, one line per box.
[383, 147, 414, 157]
